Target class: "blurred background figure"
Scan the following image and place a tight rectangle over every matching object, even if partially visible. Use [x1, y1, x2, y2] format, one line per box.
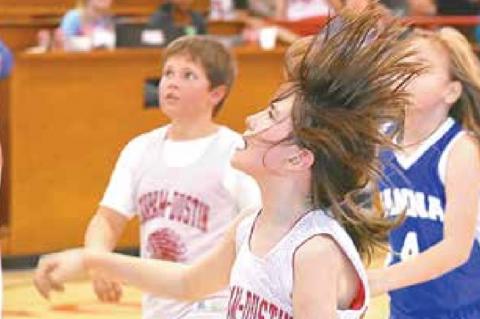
[246, 0, 341, 20]
[59, 0, 115, 50]
[0, 37, 11, 319]
[0, 40, 13, 79]
[147, 0, 207, 46]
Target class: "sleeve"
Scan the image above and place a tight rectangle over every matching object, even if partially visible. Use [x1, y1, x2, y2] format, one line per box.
[100, 134, 151, 219]
[60, 9, 83, 37]
[0, 40, 13, 79]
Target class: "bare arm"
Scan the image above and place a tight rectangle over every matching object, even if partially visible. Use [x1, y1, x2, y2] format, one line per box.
[369, 135, 480, 295]
[84, 206, 129, 302]
[293, 235, 358, 318]
[35, 210, 252, 300]
[84, 206, 129, 252]
[85, 221, 236, 301]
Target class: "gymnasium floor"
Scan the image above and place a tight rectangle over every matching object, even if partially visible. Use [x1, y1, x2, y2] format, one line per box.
[3, 267, 389, 319]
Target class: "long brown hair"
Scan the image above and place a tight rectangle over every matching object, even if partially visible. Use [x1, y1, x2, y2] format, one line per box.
[412, 27, 480, 142]
[285, 7, 420, 261]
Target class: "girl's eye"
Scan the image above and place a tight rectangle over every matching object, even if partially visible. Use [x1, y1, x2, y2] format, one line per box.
[268, 109, 276, 120]
[163, 70, 173, 78]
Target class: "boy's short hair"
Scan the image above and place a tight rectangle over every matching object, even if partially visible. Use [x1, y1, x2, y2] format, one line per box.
[163, 35, 237, 116]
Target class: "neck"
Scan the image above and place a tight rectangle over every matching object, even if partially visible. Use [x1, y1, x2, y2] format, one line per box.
[257, 175, 311, 226]
[402, 109, 449, 151]
[168, 117, 218, 140]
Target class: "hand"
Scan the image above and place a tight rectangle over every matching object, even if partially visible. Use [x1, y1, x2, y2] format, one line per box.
[33, 248, 86, 299]
[92, 276, 123, 303]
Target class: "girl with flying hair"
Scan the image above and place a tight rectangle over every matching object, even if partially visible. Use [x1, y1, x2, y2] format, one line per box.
[371, 27, 480, 318]
[34, 7, 418, 318]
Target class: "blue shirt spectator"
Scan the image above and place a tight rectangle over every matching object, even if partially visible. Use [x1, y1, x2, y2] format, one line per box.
[60, 9, 84, 36]
[60, 8, 114, 37]
[0, 41, 13, 79]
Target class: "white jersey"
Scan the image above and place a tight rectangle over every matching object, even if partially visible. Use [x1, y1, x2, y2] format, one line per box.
[228, 210, 369, 319]
[101, 125, 261, 319]
[287, 0, 333, 21]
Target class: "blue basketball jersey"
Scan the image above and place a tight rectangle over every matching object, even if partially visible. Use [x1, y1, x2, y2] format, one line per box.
[379, 118, 480, 318]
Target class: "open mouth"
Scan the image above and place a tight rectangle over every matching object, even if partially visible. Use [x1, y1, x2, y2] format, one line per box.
[164, 93, 179, 102]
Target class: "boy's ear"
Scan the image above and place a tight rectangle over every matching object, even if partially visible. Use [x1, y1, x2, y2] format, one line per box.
[209, 85, 228, 107]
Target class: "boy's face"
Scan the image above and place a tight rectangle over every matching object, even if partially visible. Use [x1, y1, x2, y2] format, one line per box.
[160, 55, 215, 121]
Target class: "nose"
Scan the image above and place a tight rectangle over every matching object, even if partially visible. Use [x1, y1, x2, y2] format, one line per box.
[162, 76, 179, 90]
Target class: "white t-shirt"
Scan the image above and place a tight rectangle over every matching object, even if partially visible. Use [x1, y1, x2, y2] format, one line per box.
[101, 125, 261, 319]
[228, 210, 369, 319]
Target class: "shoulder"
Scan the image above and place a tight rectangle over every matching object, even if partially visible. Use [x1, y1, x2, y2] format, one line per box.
[216, 126, 243, 148]
[450, 131, 480, 156]
[295, 211, 366, 273]
[295, 234, 344, 264]
[443, 132, 480, 179]
[60, 9, 83, 33]
[218, 126, 242, 138]
[62, 9, 82, 22]
[121, 127, 166, 156]
[443, 131, 480, 171]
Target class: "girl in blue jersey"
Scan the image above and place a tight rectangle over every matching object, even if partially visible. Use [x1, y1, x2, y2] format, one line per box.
[371, 27, 480, 319]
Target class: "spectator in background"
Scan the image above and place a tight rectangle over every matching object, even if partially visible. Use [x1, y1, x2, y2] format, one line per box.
[0, 38, 11, 319]
[60, 0, 115, 50]
[406, 0, 480, 41]
[247, 0, 341, 20]
[0, 40, 13, 78]
[147, 0, 207, 46]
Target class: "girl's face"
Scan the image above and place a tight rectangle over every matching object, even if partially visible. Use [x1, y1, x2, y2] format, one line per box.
[405, 37, 459, 115]
[232, 94, 302, 177]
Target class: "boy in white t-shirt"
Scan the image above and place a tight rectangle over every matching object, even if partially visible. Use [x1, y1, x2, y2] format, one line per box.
[82, 35, 260, 319]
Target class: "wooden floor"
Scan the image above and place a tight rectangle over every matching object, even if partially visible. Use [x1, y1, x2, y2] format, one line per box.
[3, 268, 389, 319]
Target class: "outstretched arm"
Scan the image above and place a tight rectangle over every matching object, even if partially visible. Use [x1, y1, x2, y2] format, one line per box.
[369, 135, 480, 296]
[35, 210, 251, 300]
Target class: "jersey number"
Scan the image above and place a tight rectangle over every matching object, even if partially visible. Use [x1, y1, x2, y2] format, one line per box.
[400, 231, 419, 261]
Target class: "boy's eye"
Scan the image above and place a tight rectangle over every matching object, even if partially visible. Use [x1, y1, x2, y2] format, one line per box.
[185, 71, 197, 80]
[163, 70, 174, 78]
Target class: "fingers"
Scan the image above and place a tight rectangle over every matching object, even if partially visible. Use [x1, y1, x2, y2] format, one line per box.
[33, 257, 56, 299]
[93, 278, 123, 303]
[33, 254, 67, 300]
